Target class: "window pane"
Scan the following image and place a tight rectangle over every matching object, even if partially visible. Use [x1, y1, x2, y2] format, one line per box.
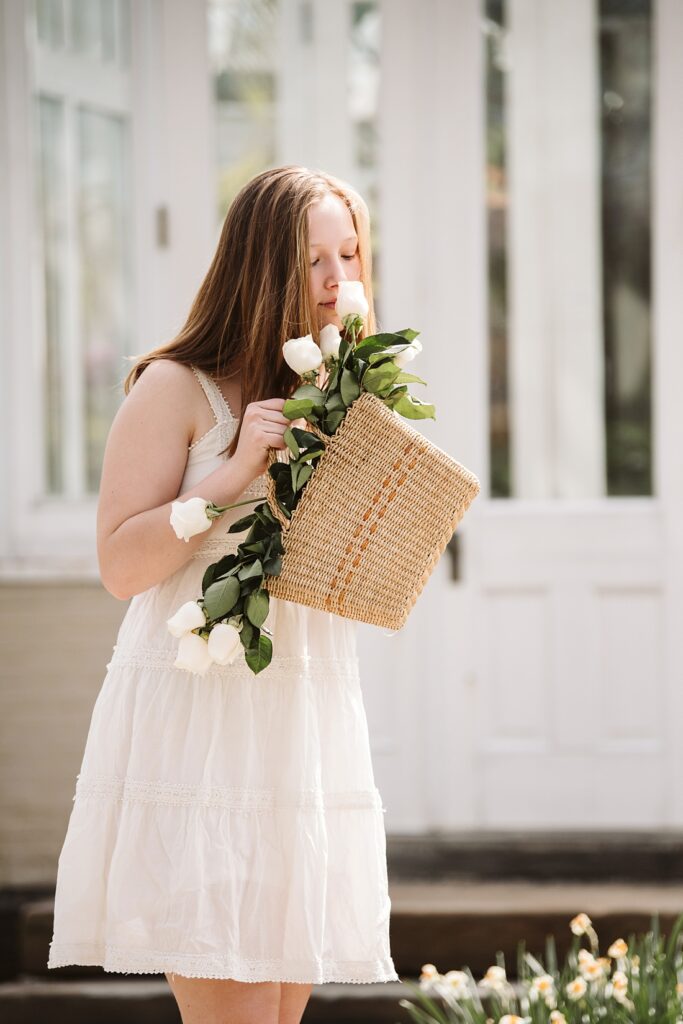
[208, 0, 278, 221]
[36, 0, 66, 49]
[350, 2, 382, 314]
[78, 108, 132, 493]
[70, 0, 103, 58]
[484, 1, 509, 499]
[600, 0, 652, 496]
[35, 96, 67, 494]
[485, 0, 652, 499]
[32, 1, 134, 498]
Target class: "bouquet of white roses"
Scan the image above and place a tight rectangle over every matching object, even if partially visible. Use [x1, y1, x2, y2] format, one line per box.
[167, 279, 434, 677]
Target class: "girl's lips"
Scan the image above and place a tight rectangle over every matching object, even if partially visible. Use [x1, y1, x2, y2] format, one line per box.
[322, 301, 337, 308]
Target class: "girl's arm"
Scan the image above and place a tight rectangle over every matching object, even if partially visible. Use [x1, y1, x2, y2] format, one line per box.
[96, 360, 284, 601]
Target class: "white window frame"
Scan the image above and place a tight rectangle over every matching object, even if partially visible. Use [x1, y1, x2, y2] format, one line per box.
[0, 0, 215, 580]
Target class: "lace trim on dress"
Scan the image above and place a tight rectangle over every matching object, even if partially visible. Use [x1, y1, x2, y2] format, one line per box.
[106, 645, 361, 681]
[191, 528, 274, 559]
[46, 942, 401, 983]
[184, 408, 269, 496]
[72, 773, 386, 812]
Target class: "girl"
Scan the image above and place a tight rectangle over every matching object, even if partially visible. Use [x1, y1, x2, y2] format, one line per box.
[47, 165, 400, 1024]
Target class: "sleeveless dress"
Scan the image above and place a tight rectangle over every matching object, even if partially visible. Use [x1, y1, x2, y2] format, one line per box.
[47, 366, 400, 985]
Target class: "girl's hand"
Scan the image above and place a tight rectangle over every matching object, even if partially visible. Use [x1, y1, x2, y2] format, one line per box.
[231, 398, 292, 481]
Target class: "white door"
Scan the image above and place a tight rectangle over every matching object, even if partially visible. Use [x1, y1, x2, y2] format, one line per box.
[358, 0, 683, 832]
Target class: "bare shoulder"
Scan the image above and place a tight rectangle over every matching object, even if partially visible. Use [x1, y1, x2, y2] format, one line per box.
[125, 358, 202, 430]
[98, 359, 200, 538]
[127, 358, 197, 406]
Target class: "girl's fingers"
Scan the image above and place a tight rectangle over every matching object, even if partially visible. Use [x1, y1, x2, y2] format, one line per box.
[261, 428, 288, 444]
[257, 398, 287, 408]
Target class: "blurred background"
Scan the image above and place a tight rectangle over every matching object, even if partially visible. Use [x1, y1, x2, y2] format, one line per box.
[1, 0, 682, 1018]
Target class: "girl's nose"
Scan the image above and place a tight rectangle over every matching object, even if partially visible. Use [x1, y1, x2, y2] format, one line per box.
[326, 261, 347, 286]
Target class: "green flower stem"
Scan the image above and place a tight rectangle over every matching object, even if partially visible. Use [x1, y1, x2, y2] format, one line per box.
[208, 496, 268, 517]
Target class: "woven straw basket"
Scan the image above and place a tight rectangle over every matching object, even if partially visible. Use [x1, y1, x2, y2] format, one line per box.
[262, 391, 480, 631]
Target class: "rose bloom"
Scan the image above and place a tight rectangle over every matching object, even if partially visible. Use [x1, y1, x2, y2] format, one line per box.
[167, 600, 206, 638]
[170, 496, 212, 542]
[173, 631, 213, 676]
[335, 279, 368, 318]
[207, 622, 241, 666]
[282, 334, 324, 374]
[319, 322, 342, 359]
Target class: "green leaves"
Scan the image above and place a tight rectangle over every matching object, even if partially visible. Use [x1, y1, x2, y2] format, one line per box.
[362, 362, 402, 395]
[340, 367, 360, 405]
[324, 410, 345, 433]
[282, 383, 326, 423]
[245, 634, 273, 674]
[292, 383, 325, 404]
[245, 588, 269, 627]
[238, 558, 263, 582]
[203, 575, 240, 619]
[391, 393, 436, 419]
[355, 330, 419, 355]
[283, 397, 317, 419]
[201, 552, 238, 593]
[291, 461, 314, 492]
[228, 512, 259, 534]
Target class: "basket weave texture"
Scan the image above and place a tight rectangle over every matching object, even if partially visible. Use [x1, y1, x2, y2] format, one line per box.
[263, 391, 480, 630]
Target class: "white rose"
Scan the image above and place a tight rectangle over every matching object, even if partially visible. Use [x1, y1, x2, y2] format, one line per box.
[173, 631, 214, 676]
[207, 622, 242, 665]
[335, 280, 368, 319]
[319, 323, 342, 359]
[167, 600, 206, 638]
[394, 337, 423, 367]
[282, 334, 324, 374]
[170, 496, 212, 542]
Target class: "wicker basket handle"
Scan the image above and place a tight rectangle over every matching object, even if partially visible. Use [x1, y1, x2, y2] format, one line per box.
[265, 419, 329, 533]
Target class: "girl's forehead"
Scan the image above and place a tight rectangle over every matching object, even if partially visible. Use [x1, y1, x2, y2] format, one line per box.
[308, 197, 356, 245]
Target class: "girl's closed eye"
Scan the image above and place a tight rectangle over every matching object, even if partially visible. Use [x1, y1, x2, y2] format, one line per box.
[311, 253, 358, 267]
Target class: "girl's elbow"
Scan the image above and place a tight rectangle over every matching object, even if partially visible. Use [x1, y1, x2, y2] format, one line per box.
[98, 545, 133, 601]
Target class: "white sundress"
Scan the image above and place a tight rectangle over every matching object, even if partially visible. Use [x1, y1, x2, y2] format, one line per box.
[47, 365, 400, 985]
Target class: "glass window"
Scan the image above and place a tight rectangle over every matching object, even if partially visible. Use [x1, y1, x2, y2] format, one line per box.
[208, 0, 382, 305]
[36, 0, 130, 65]
[78, 108, 131, 493]
[485, 0, 652, 498]
[31, 0, 134, 498]
[208, 0, 279, 221]
[600, 0, 652, 496]
[36, 95, 67, 495]
[349, 1, 381, 314]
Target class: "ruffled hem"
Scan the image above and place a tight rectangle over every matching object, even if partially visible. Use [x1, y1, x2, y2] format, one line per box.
[47, 942, 402, 984]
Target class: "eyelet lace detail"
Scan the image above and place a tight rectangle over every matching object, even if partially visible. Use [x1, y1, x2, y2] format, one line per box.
[46, 942, 401, 983]
[191, 532, 243, 559]
[72, 773, 386, 813]
[106, 645, 360, 682]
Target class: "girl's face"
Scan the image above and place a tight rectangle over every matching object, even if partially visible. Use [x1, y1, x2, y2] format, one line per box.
[307, 193, 362, 329]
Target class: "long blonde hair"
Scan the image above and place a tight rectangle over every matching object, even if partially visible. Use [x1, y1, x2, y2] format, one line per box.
[122, 165, 377, 457]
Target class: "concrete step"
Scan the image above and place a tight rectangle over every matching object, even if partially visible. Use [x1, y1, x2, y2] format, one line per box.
[18, 879, 683, 980]
[0, 976, 414, 1024]
[386, 830, 683, 882]
[387, 878, 683, 976]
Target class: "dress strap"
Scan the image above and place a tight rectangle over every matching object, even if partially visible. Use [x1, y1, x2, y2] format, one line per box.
[190, 365, 233, 423]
